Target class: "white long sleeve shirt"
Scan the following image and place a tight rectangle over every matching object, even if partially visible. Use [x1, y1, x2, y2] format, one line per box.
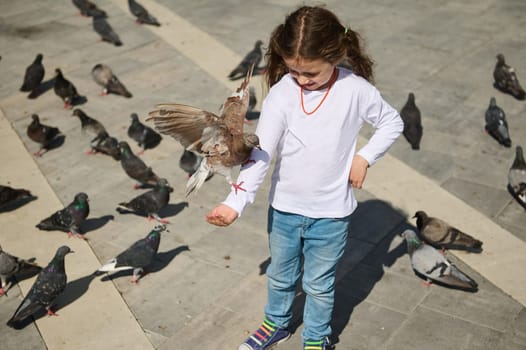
[223, 68, 403, 218]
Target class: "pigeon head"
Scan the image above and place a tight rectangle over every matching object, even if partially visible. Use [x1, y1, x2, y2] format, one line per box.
[72, 108, 87, 119]
[255, 40, 263, 48]
[55, 245, 74, 258]
[118, 141, 132, 153]
[400, 229, 422, 253]
[412, 210, 428, 230]
[489, 97, 497, 107]
[74, 192, 89, 204]
[156, 178, 171, 189]
[408, 92, 415, 104]
[243, 133, 261, 149]
[130, 113, 139, 122]
[35, 54, 43, 63]
[31, 114, 40, 122]
[55, 68, 63, 77]
[496, 53, 505, 65]
[153, 224, 167, 232]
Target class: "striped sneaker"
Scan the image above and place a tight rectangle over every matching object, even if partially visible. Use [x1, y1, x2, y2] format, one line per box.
[304, 337, 332, 350]
[238, 317, 291, 350]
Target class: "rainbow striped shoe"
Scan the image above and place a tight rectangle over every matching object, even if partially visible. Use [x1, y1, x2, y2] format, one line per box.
[303, 337, 332, 350]
[238, 317, 291, 350]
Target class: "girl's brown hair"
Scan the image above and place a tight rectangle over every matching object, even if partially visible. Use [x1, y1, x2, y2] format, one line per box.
[265, 6, 374, 87]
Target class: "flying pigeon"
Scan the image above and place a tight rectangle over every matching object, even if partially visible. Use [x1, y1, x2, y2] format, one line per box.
[127, 113, 162, 154]
[484, 97, 511, 147]
[96, 224, 167, 283]
[6, 246, 73, 328]
[89, 130, 121, 160]
[0, 245, 42, 296]
[400, 92, 423, 150]
[118, 141, 161, 188]
[413, 210, 483, 253]
[401, 229, 478, 292]
[128, 0, 160, 26]
[91, 64, 132, 98]
[53, 68, 80, 109]
[36, 193, 90, 239]
[0, 185, 33, 210]
[227, 40, 263, 81]
[26, 114, 62, 157]
[72, 0, 107, 18]
[493, 53, 525, 100]
[72, 108, 106, 139]
[92, 15, 122, 46]
[20, 54, 45, 96]
[116, 178, 172, 223]
[147, 65, 261, 196]
[508, 145, 526, 209]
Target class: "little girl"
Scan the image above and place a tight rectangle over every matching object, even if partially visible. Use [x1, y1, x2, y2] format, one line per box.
[206, 5, 403, 350]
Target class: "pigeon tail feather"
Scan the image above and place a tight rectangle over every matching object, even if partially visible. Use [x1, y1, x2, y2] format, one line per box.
[185, 161, 211, 196]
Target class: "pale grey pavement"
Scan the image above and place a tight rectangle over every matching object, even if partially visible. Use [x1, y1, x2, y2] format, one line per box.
[0, 1, 525, 350]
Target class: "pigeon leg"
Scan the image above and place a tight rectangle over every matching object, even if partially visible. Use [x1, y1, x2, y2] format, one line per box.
[420, 280, 432, 287]
[86, 148, 97, 155]
[244, 119, 252, 125]
[133, 183, 142, 190]
[99, 89, 108, 96]
[46, 306, 59, 316]
[0, 287, 5, 296]
[64, 102, 72, 110]
[136, 149, 145, 156]
[33, 149, 43, 157]
[149, 214, 169, 224]
[75, 233, 87, 240]
[231, 181, 247, 195]
[67, 231, 74, 238]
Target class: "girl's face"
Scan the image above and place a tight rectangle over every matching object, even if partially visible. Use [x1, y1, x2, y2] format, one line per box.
[284, 57, 336, 91]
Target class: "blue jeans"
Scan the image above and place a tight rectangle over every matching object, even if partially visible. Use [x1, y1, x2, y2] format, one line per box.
[264, 206, 349, 341]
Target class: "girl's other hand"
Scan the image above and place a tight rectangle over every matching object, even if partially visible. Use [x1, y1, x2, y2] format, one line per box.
[206, 204, 239, 227]
[349, 154, 369, 189]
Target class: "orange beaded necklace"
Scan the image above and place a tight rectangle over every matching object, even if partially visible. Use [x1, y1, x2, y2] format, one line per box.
[300, 67, 338, 115]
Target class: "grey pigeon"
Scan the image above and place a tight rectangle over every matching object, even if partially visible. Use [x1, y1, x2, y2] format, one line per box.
[127, 113, 162, 154]
[7, 246, 73, 328]
[493, 53, 525, 100]
[116, 178, 172, 223]
[89, 130, 121, 160]
[128, 0, 160, 26]
[92, 15, 122, 46]
[72, 0, 107, 17]
[20, 54, 45, 95]
[53, 68, 79, 109]
[36, 193, 90, 239]
[26, 114, 62, 157]
[508, 145, 526, 209]
[413, 210, 483, 253]
[228, 40, 263, 81]
[91, 64, 132, 98]
[179, 149, 202, 177]
[96, 224, 166, 283]
[401, 229, 478, 292]
[72, 108, 106, 138]
[0, 185, 33, 210]
[400, 92, 423, 150]
[148, 65, 260, 196]
[484, 97, 511, 148]
[0, 245, 42, 296]
[118, 141, 160, 188]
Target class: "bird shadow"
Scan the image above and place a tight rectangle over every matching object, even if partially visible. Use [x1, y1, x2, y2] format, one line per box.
[159, 201, 189, 220]
[27, 78, 55, 99]
[507, 184, 526, 210]
[81, 214, 114, 234]
[70, 95, 88, 108]
[493, 82, 526, 101]
[0, 195, 38, 213]
[99, 245, 190, 282]
[273, 199, 409, 346]
[2, 261, 42, 297]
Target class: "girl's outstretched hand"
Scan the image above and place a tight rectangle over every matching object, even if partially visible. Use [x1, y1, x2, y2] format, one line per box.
[206, 204, 239, 227]
[349, 154, 369, 189]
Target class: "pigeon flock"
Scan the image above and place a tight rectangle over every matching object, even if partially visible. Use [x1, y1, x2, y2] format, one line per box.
[0, 0, 524, 335]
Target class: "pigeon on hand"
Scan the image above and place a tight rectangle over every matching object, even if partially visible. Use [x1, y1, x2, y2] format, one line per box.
[26, 114, 63, 157]
[401, 229, 478, 292]
[72, 0, 107, 18]
[228, 40, 263, 81]
[53, 68, 80, 109]
[92, 15, 122, 46]
[118, 141, 161, 188]
[0, 185, 34, 210]
[128, 0, 160, 26]
[127, 113, 162, 154]
[96, 224, 166, 283]
[484, 97, 511, 148]
[91, 64, 132, 98]
[0, 245, 42, 296]
[116, 178, 172, 223]
[493, 53, 525, 100]
[148, 65, 261, 196]
[6, 246, 73, 328]
[20, 54, 45, 96]
[400, 92, 423, 150]
[72, 108, 106, 139]
[508, 145, 526, 209]
[89, 131, 121, 160]
[413, 210, 483, 253]
[36, 193, 90, 239]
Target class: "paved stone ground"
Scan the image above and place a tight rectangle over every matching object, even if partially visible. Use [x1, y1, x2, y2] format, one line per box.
[0, 0, 525, 349]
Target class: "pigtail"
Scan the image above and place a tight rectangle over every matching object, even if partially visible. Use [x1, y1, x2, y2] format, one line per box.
[343, 28, 374, 83]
